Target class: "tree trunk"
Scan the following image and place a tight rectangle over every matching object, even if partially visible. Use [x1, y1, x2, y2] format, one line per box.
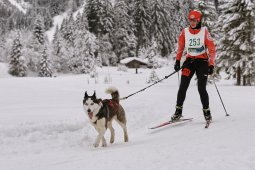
[236, 66, 241, 86]
[247, 73, 251, 86]
[243, 75, 246, 86]
[214, 0, 219, 13]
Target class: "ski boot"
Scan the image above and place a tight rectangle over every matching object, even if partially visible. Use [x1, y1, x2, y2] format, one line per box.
[203, 108, 212, 122]
[171, 106, 183, 122]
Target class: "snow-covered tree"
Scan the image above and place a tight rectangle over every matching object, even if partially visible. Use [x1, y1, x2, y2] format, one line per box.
[98, 34, 117, 66]
[9, 32, 27, 77]
[147, 69, 160, 83]
[85, 0, 114, 36]
[112, 0, 136, 61]
[73, 29, 99, 74]
[26, 15, 47, 73]
[52, 26, 67, 72]
[145, 38, 161, 68]
[39, 48, 52, 77]
[76, 12, 89, 31]
[195, 0, 218, 38]
[150, 0, 186, 57]
[217, 0, 255, 86]
[33, 16, 45, 45]
[61, 14, 75, 46]
[133, 0, 151, 56]
[51, 14, 76, 73]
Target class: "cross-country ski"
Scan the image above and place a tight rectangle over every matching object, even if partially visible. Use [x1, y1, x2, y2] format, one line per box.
[149, 118, 193, 129]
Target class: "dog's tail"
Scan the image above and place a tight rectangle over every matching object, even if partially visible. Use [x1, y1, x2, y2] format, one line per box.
[105, 86, 120, 102]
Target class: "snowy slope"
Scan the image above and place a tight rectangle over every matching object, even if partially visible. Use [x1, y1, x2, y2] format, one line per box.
[0, 66, 255, 170]
[7, 0, 28, 14]
[45, 12, 68, 43]
[46, 2, 86, 43]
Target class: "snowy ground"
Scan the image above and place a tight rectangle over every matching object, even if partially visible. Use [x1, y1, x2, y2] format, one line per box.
[0, 63, 255, 170]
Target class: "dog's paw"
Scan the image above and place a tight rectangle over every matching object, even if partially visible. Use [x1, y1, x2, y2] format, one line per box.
[110, 138, 114, 144]
[102, 142, 107, 147]
[124, 136, 129, 142]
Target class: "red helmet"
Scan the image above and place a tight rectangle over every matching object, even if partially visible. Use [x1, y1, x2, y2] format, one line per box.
[188, 10, 202, 22]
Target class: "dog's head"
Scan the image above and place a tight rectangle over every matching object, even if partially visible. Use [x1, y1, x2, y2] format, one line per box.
[83, 91, 101, 120]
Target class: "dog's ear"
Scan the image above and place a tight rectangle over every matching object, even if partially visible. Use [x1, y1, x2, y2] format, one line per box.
[92, 90, 96, 98]
[84, 91, 89, 98]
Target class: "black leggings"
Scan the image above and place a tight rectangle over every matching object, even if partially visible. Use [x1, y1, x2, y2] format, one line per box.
[176, 59, 209, 109]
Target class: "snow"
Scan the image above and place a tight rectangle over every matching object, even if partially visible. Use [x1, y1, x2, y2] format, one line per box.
[120, 57, 148, 64]
[0, 64, 255, 170]
[8, 0, 27, 14]
[46, 1, 86, 43]
[73, 1, 86, 19]
[0, 62, 11, 78]
[45, 12, 68, 43]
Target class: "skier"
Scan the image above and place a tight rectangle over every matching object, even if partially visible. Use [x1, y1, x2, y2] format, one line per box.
[171, 10, 216, 123]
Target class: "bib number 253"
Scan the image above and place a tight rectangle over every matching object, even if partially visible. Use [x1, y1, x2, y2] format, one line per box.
[189, 38, 200, 46]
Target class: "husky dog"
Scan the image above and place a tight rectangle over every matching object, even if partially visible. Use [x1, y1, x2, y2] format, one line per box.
[83, 87, 128, 147]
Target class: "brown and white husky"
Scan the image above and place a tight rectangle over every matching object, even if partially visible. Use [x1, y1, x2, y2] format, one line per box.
[83, 87, 128, 147]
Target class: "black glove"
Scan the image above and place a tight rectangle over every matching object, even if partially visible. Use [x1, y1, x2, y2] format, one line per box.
[208, 65, 214, 75]
[174, 60, 181, 71]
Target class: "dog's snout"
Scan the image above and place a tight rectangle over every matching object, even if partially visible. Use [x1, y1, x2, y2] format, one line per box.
[87, 109, 91, 113]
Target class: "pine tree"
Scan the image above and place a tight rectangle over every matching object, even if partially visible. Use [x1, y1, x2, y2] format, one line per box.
[77, 12, 89, 31]
[98, 34, 117, 66]
[52, 25, 65, 72]
[112, 0, 136, 61]
[27, 15, 46, 73]
[99, 0, 115, 35]
[133, 0, 151, 57]
[73, 29, 99, 74]
[33, 16, 45, 45]
[150, 0, 177, 57]
[9, 32, 27, 77]
[39, 48, 52, 77]
[85, 0, 114, 36]
[54, 14, 76, 73]
[85, 0, 101, 35]
[61, 14, 75, 46]
[217, 0, 255, 86]
[145, 38, 160, 68]
[196, 0, 218, 38]
[147, 69, 160, 83]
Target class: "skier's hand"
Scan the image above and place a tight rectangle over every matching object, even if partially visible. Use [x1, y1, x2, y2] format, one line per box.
[174, 60, 181, 71]
[208, 65, 214, 75]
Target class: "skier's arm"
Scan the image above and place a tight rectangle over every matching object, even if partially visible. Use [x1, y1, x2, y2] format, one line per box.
[176, 29, 185, 61]
[205, 29, 216, 66]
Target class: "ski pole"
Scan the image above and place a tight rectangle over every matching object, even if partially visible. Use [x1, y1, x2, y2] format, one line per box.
[121, 59, 192, 100]
[212, 79, 229, 116]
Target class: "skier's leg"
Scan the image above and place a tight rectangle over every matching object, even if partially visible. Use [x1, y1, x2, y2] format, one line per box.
[196, 60, 209, 109]
[172, 60, 195, 121]
[196, 60, 212, 121]
[176, 62, 195, 107]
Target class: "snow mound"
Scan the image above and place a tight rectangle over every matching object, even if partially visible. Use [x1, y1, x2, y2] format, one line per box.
[0, 119, 92, 155]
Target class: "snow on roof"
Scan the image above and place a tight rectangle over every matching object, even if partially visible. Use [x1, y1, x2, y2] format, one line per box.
[120, 57, 148, 65]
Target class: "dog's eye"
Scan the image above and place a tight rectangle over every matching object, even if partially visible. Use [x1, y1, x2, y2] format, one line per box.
[85, 103, 88, 106]
[91, 103, 94, 106]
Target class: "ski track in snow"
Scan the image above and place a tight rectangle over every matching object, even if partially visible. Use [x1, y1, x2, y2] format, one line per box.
[0, 65, 255, 170]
